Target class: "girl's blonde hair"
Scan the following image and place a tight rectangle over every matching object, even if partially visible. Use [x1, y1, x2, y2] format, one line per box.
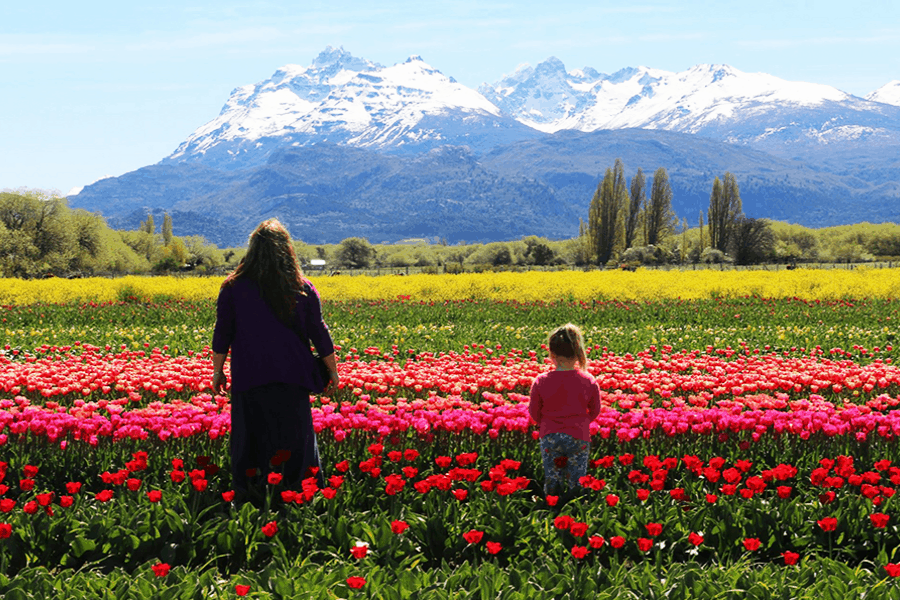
[548, 323, 587, 370]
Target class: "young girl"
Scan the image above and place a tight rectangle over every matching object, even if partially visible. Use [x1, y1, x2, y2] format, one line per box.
[529, 323, 601, 498]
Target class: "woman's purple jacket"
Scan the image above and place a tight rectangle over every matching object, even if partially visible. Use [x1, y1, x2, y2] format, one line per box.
[212, 277, 335, 393]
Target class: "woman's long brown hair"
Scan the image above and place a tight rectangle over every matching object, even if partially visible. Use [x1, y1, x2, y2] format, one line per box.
[223, 219, 309, 326]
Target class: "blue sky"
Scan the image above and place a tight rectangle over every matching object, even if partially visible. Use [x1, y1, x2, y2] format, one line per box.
[2, 0, 898, 195]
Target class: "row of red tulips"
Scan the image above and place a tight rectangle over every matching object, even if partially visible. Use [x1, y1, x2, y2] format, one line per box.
[5, 440, 900, 576]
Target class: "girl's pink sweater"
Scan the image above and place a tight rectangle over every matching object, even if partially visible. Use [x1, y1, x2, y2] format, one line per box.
[528, 369, 602, 441]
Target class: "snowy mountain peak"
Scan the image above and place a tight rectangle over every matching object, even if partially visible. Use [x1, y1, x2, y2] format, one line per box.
[166, 48, 519, 165]
[689, 63, 738, 81]
[485, 57, 858, 137]
[867, 80, 900, 107]
[535, 56, 566, 73]
[608, 66, 647, 84]
[477, 57, 607, 130]
[312, 45, 351, 67]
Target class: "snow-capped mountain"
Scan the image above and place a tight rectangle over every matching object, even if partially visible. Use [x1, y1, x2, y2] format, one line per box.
[169, 46, 381, 162]
[481, 59, 855, 132]
[480, 58, 900, 154]
[167, 49, 900, 171]
[71, 47, 900, 246]
[867, 81, 900, 107]
[167, 46, 538, 168]
[476, 57, 607, 131]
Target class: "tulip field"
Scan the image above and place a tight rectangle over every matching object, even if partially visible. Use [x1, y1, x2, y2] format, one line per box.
[1, 270, 900, 599]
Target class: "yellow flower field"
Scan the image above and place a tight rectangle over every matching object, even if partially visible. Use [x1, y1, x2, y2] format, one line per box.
[0, 267, 896, 305]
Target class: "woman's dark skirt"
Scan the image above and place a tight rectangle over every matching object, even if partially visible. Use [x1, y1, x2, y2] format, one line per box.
[230, 382, 324, 493]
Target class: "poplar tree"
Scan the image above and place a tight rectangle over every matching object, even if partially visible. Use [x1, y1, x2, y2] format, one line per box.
[140, 213, 155, 235]
[162, 213, 173, 246]
[625, 168, 645, 249]
[645, 167, 676, 246]
[612, 159, 628, 253]
[708, 172, 742, 253]
[588, 167, 622, 266]
[708, 177, 724, 251]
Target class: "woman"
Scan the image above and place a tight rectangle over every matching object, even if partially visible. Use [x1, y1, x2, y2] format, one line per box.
[211, 219, 338, 496]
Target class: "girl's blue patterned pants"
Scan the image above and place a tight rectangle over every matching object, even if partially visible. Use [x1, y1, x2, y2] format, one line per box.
[539, 432, 589, 496]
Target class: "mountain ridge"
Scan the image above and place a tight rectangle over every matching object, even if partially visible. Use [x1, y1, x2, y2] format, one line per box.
[69, 47, 900, 247]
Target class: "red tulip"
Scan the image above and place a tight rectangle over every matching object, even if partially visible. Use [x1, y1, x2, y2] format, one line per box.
[261, 521, 278, 537]
[817, 517, 838, 532]
[390, 520, 409, 534]
[742, 538, 761, 551]
[870, 513, 890, 528]
[569, 522, 588, 537]
[463, 530, 484, 544]
[570, 545, 589, 559]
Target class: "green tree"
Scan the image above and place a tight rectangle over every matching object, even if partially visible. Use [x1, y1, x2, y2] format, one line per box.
[708, 177, 724, 251]
[612, 159, 629, 251]
[0, 190, 75, 276]
[182, 235, 222, 271]
[708, 172, 742, 253]
[336, 237, 375, 269]
[568, 219, 592, 266]
[646, 167, 676, 246]
[625, 168, 645, 249]
[730, 217, 775, 265]
[69, 209, 106, 272]
[0, 222, 37, 277]
[522, 236, 554, 266]
[489, 244, 512, 266]
[140, 213, 155, 235]
[162, 213, 173, 246]
[588, 161, 626, 266]
[120, 230, 161, 264]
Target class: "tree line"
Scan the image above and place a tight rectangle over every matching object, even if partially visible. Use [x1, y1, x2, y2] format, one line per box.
[2, 186, 898, 279]
[580, 159, 782, 267]
[0, 190, 224, 278]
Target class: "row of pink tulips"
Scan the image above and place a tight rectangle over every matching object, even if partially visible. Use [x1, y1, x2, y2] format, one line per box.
[3, 388, 900, 446]
[2, 343, 897, 405]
